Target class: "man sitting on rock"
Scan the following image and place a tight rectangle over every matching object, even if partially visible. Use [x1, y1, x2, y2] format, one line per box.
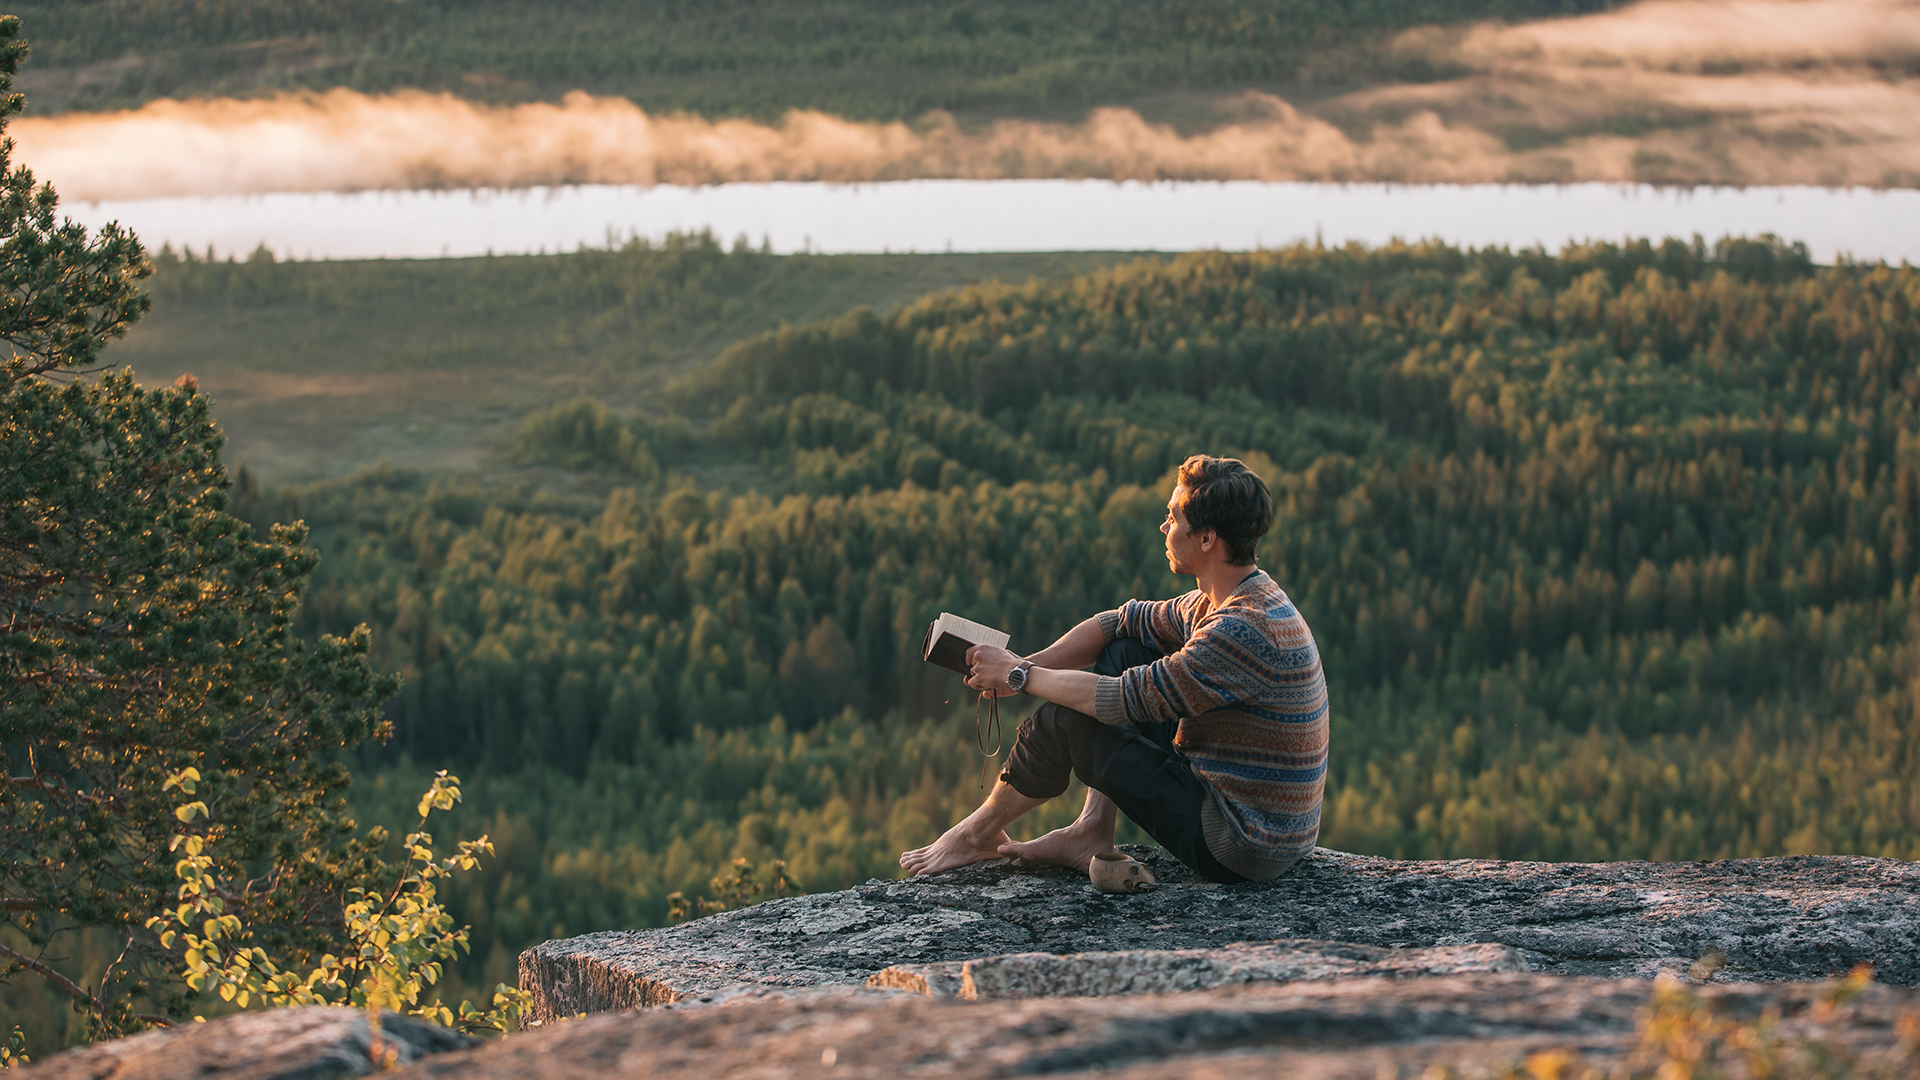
[900, 454, 1329, 884]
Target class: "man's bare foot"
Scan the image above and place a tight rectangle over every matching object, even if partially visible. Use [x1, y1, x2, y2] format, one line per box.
[998, 823, 1116, 871]
[900, 821, 1014, 875]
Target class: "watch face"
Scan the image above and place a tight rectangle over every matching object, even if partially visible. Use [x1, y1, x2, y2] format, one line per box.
[1007, 666, 1027, 691]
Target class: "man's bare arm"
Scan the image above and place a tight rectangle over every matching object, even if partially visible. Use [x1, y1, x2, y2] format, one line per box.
[1021, 615, 1108, 671]
[965, 613, 1119, 716]
[967, 634, 1105, 718]
[1022, 666, 1100, 715]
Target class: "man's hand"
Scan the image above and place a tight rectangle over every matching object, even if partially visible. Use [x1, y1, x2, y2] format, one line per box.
[965, 644, 1024, 697]
[971, 641, 1103, 715]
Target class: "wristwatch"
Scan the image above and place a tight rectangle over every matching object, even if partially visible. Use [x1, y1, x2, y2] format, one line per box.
[1005, 661, 1033, 694]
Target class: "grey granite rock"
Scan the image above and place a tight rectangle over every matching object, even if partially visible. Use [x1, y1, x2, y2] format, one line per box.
[19, 1007, 473, 1080]
[865, 961, 968, 997]
[406, 975, 1920, 1080]
[868, 939, 1528, 999]
[519, 846, 1920, 1019]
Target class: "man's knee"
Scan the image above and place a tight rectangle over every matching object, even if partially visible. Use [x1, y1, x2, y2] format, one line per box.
[1093, 637, 1161, 677]
[1017, 700, 1096, 746]
[1005, 702, 1085, 799]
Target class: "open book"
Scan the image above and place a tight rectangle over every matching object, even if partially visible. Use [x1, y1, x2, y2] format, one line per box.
[921, 612, 1010, 675]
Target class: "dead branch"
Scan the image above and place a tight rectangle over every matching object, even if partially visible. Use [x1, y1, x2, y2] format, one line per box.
[0, 939, 99, 1009]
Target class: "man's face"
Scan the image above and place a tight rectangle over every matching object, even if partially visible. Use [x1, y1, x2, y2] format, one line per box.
[1161, 484, 1207, 575]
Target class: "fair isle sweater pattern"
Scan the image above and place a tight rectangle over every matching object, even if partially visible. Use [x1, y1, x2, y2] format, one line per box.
[1091, 570, 1329, 881]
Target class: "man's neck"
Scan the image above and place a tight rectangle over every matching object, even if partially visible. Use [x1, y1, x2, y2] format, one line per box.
[1193, 562, 1259, 608]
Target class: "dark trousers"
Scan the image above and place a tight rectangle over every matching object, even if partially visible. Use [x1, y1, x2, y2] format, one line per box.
[1001, 638, 1247, 884]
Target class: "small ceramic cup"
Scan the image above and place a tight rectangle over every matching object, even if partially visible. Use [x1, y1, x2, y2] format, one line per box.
[1089, 852, 1158, 894]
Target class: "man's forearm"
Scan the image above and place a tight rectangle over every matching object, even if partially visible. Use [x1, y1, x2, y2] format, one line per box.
[1023, 666, 1101, 717]
[1023, 615, 1108, 672]
[1021, 614, 1115, 716]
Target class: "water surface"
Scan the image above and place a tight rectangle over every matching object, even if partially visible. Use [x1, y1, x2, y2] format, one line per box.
[67, 180, 1920, 263]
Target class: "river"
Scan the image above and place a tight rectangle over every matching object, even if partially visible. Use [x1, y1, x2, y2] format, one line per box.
[63, 180, 1920, 263]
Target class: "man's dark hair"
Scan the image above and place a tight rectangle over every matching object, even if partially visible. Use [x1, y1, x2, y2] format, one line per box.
[1176, 455, 1273, 566]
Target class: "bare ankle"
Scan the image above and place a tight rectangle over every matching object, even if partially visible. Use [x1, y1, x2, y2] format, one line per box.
[949, 819, 1003, 850]
[1069, 815, 1116, 838]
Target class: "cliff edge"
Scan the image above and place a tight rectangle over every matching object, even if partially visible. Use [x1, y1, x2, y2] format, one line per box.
[519, 846, 1920, 1019]
[22, 848, 1920, 1079]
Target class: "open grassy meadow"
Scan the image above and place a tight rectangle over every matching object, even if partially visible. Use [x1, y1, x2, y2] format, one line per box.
[119, 242, 1148, 482]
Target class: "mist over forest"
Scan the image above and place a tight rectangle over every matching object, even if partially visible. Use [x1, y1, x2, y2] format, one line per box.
[16, 0, 1920, 195]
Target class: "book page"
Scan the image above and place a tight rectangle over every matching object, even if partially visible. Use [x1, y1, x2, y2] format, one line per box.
[934, 612, 1009, 650]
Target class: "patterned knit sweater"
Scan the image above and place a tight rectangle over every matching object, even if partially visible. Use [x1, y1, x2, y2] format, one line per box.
[1092, 570, 1329, 880]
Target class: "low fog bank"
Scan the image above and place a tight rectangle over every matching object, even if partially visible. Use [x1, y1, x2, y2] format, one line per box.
[22, 0, 1920, 200]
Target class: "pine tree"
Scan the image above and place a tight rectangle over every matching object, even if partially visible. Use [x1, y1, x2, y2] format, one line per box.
[0, 17, 398, 1037]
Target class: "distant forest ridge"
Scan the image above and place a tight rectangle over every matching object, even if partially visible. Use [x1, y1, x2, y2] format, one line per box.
[201, 236, 1920, 1007]
[13, 0, 1616, 118]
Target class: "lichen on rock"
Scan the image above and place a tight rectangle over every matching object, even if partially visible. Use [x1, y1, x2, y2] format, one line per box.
[518, 846, 1920, 1020]
[20, 1006, 473, 1080]
[27, 848, 1920, 1080]
[869, 939, 1530, 1000]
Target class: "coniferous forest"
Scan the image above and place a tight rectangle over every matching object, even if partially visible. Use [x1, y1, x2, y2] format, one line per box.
[157, 236, 1916, 1010]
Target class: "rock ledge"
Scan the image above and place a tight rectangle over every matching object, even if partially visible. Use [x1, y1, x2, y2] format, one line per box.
[22, 1006, 472, 1080]
[520, 846, 1920, 1020]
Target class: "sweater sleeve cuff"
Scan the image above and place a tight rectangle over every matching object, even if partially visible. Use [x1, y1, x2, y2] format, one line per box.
[1096, 609, 1121, 644]
[1094, 675, 1128, 726]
